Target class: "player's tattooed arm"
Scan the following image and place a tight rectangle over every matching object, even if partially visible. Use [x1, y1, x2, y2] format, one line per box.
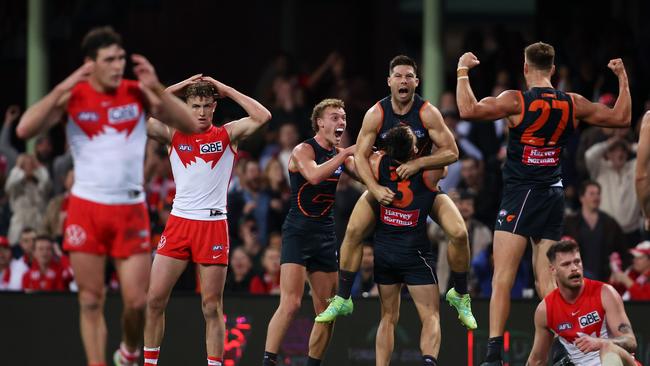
[602, 284, 637, 353]
[610, 323, 637, 353]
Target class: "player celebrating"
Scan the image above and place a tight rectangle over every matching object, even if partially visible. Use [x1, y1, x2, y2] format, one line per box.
[143, 77, 271, 366]
[17, 27, 200, 366]
[317, 55, 476, 330]
[527, 240, 640, 366]
[455, 42, 631, 365]
[369, 125, 445, 366]
[262, 99, 355, 366]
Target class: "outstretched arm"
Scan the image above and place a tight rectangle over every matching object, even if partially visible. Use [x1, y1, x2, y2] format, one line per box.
[132, 54, 201, 135]
[456, 52, 522, 123]
[570, 59, 631, 128]
[201, 77, 271, 147]
[395, 104, 458, 179]
[17, 63, 94, 139]
[290, 143, 355, 185]
[527, 301, 553, 366]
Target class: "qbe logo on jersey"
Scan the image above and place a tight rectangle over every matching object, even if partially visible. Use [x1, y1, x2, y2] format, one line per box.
[579, 311, 602, 328]
[200, 141, 223, 154]
[108, 103, 139, 124]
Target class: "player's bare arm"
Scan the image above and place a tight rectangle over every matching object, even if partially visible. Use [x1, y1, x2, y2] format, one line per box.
[16, 62, 93, 139]
[341, 150, 360, 181]
[204, 77, 272, 146]
[456, 52, 522, 124]
[635, 111, 650, 224]
[601, 284, 637, 353]
[570, 59, 631, 128]
[132, 54, 201, 135]
[395, 104, 457, 179]
[526, 301, 553, 366]
[146, 117, 172, 145]
[291, 143, 354, 185]
[355, 105, 395, 205]
[165, 73, 202, 97]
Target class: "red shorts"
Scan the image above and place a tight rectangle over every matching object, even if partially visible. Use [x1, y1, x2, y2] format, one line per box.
[156, 215, 229, 265]
[63, 195, 151, 258]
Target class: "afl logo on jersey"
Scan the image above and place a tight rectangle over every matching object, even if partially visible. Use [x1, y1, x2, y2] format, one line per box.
[77, 111, 99, 122]
[178, 144, 193, 152]
[200, 141, 223, 154]
[557, 322, 573, 331]
[108, 103, 139, 124]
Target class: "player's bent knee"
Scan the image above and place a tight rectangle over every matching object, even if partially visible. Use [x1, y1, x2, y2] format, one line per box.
[146, 293, 169, 314]
[78, 290, 104, 313]
[280, 297, 302, 317]
[201, 298, 224, 319]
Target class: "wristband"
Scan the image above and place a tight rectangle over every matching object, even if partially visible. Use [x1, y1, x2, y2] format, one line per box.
[457, 76, 469, 80]
[457, 67, 469, 78]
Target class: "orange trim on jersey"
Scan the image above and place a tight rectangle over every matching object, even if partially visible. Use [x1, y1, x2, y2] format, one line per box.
[297, 182, 312, 217]
[541, 92, 556, 99]
[296, 180, 337, 218]
[375, 102, 384, 134]
[513, 90, 526, 128]
[422, 170, 440, 192]
[419, 100, 430, 129]
[569, 93, 579, 129]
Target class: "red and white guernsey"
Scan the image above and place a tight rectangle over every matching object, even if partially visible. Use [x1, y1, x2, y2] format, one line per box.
[545, 279, 608, 366]
[66, 80, 147, 204]
[169, 125, 235, 221]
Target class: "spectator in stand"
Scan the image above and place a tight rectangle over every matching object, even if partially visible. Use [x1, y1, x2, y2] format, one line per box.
[0, 105, 20, 171]
[431, 190, 492, 293]
[34, 135, 54, 176]
[10, 227, 35, 281]
[438, 108, 483, 192]
[22, 235, 66, 292]
[350, 244, 378, 298]
[41, 168, 73, 242]
[227, 160, 272, 245]
[585, 136, 641, 247]
[5, 154, 51, 244]
[0, 236, 12, 290]
[263, 157, 290, 234]
[563, 180, 626, 281]
[276, 122, 300, 181]
[224, 247, 254, 294]
[609, 241, 650, 301]
[457, 157, 499, 228]
[238, 216, 263, 272]
[250, 246, 281, 295]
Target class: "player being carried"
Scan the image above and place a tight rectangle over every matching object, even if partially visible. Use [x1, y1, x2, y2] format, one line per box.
[369, 125, 446, 366]
[143, 76, 271, 366]
[317, 55, 476, 330]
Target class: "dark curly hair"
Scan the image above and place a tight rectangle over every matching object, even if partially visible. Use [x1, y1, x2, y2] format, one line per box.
[384, 125, 415, 162]
[184, 81, 218, 101]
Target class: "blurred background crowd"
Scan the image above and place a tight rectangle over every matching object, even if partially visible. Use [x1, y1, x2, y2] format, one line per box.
[0, 0, 649, 301]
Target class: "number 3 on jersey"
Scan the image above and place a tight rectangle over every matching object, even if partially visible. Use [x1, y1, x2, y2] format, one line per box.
[520, 99, 569, 147]
[389, 169, 414, 208]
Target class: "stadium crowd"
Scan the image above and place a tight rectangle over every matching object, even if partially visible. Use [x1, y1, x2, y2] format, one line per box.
[0, 28, 649, 302]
